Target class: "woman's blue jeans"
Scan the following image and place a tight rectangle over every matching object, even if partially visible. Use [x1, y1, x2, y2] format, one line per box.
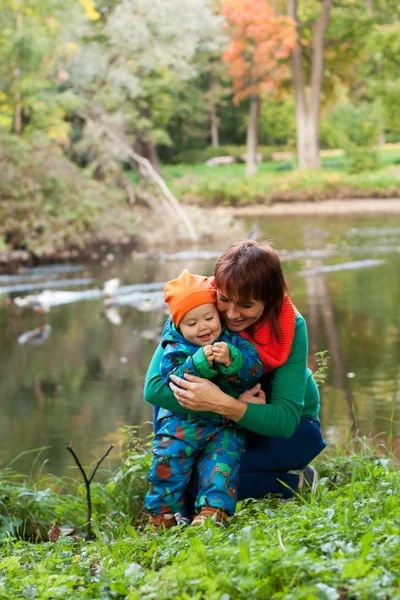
[153, 407, 326, 505]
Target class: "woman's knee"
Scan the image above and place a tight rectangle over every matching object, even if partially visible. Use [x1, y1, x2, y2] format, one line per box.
[240, 418, 326, 474]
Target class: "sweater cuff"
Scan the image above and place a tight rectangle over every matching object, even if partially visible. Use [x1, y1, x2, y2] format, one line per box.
[238, 402, 262, 433]
[216, 344, 243, 375]
[192, 347, 218, 378]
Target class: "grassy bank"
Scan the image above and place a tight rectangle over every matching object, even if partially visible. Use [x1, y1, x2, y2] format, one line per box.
[163, 147, 400, 207]
[1, 433, 399, 599]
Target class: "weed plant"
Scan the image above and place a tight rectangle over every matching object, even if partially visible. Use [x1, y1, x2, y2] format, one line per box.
[0, 426, 399, 599]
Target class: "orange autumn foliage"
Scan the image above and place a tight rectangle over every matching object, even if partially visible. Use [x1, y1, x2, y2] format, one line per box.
[222, 0, 296, 103]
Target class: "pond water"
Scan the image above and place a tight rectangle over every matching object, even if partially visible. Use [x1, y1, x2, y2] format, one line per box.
[1, 213, 400, 478]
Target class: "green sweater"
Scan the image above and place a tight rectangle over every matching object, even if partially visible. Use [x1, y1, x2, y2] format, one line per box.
[144, 313, 320, 439]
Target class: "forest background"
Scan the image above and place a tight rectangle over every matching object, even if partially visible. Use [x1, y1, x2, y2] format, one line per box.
[1, 0, 400, 263]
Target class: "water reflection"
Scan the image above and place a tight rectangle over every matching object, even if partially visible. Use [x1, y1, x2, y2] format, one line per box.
[0, 214, 399, 477]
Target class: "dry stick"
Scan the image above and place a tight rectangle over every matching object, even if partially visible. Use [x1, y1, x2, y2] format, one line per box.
[66, 443, 114, 540]
[76, 110, 199, 242]
[106, 129, 199, 241]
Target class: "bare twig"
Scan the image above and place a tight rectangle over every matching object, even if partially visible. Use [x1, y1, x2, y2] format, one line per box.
[66, 443, 114, 540]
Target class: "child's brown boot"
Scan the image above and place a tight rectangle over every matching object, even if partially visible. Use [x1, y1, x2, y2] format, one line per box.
[148, 513, 177, 531]
[191, 506, 229, 527]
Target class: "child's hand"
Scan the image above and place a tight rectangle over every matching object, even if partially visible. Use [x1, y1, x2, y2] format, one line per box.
[238, 384, 266, 404]
[212, 341, 232, 366]
[203, 345, 214, 367]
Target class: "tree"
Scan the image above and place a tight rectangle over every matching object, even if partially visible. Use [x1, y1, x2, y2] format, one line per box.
[102, 0, 224, 167]
[287, 0, 332, 169]
[0, 0, 95, 139]
[222, 0, 295, 175]
[284, 0, 400, 169]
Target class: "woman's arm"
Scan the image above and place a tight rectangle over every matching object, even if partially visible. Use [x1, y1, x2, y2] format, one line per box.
[237, 314, 309, 437]
[170, 314, 310, 439]
[169, 373, 260, 421]
[144, 343, 215, 418]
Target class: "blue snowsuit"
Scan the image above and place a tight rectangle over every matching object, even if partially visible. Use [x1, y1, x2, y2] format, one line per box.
[145, 317, 262, 516]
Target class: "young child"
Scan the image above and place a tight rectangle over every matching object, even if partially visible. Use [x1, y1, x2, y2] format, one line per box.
[145, 269, 262, 529]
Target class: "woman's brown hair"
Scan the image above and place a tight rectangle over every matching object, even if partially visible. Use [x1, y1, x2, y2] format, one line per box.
[214, 239, 289, 341]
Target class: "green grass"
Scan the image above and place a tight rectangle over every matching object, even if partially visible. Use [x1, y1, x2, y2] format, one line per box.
[160, 147, 400, 207]
[1, 431, 400, 599]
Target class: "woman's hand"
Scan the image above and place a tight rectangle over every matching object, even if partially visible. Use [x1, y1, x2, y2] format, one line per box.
[238, 383, 266, 405]
[169, 373, 247, 422]
[169, 373, 226, 413]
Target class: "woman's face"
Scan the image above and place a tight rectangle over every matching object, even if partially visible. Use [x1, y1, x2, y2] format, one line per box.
[216, 290, 265, 332]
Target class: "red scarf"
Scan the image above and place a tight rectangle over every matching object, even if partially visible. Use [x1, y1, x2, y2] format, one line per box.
[239, 295, 297, 373]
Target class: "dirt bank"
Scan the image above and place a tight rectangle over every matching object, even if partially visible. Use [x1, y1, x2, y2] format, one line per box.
[2, 199, 400, 273]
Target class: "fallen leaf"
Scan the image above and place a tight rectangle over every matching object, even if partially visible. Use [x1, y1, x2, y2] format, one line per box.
[48, 523, 76, 542]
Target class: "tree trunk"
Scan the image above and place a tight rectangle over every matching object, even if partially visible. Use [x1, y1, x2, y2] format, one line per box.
[287, 0, 331, 169]
[14, 4, 23, 136]
[146, 141, 160, 173]
[309, 0, 332, 168]
[246, 93, 259, 176]
[209, 74, 219, 147]
[13, 67, 22, 136]
[210, 102, 219, 147]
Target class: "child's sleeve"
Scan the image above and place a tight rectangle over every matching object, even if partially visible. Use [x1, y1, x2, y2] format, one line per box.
[215, 338, 263, 384]
[160, 342, 219, 383]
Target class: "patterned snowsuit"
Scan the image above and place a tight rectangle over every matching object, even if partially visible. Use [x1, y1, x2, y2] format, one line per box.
[145, 317, 262, 516]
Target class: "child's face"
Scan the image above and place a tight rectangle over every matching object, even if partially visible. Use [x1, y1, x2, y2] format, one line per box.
[179, 303, 222, 346]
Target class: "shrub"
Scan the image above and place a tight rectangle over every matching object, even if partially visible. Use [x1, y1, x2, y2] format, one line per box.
[321, 102, 381, 149]
[0, 134, 137, 259]
[346, 148, 382, 173]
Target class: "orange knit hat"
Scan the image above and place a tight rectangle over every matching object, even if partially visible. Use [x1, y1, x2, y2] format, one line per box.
[164, 269, 216, 326]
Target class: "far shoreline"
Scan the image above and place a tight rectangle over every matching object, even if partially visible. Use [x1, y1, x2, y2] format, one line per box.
[215, 197, 400, 217]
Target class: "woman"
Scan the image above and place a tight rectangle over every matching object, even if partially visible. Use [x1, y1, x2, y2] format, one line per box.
[144, 240, 326, 503]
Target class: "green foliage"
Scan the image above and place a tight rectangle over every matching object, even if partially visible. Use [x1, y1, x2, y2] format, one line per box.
[0, 134, 137, 258]
[357, 11, 400, 135]
[0, 450, 113, 540]
[0, 0, 88, 140]
[259, 96, 296, 148]
[0, 427, 152, 540]
[0, 436, 399, 598]
[321, 102, 381, 150]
